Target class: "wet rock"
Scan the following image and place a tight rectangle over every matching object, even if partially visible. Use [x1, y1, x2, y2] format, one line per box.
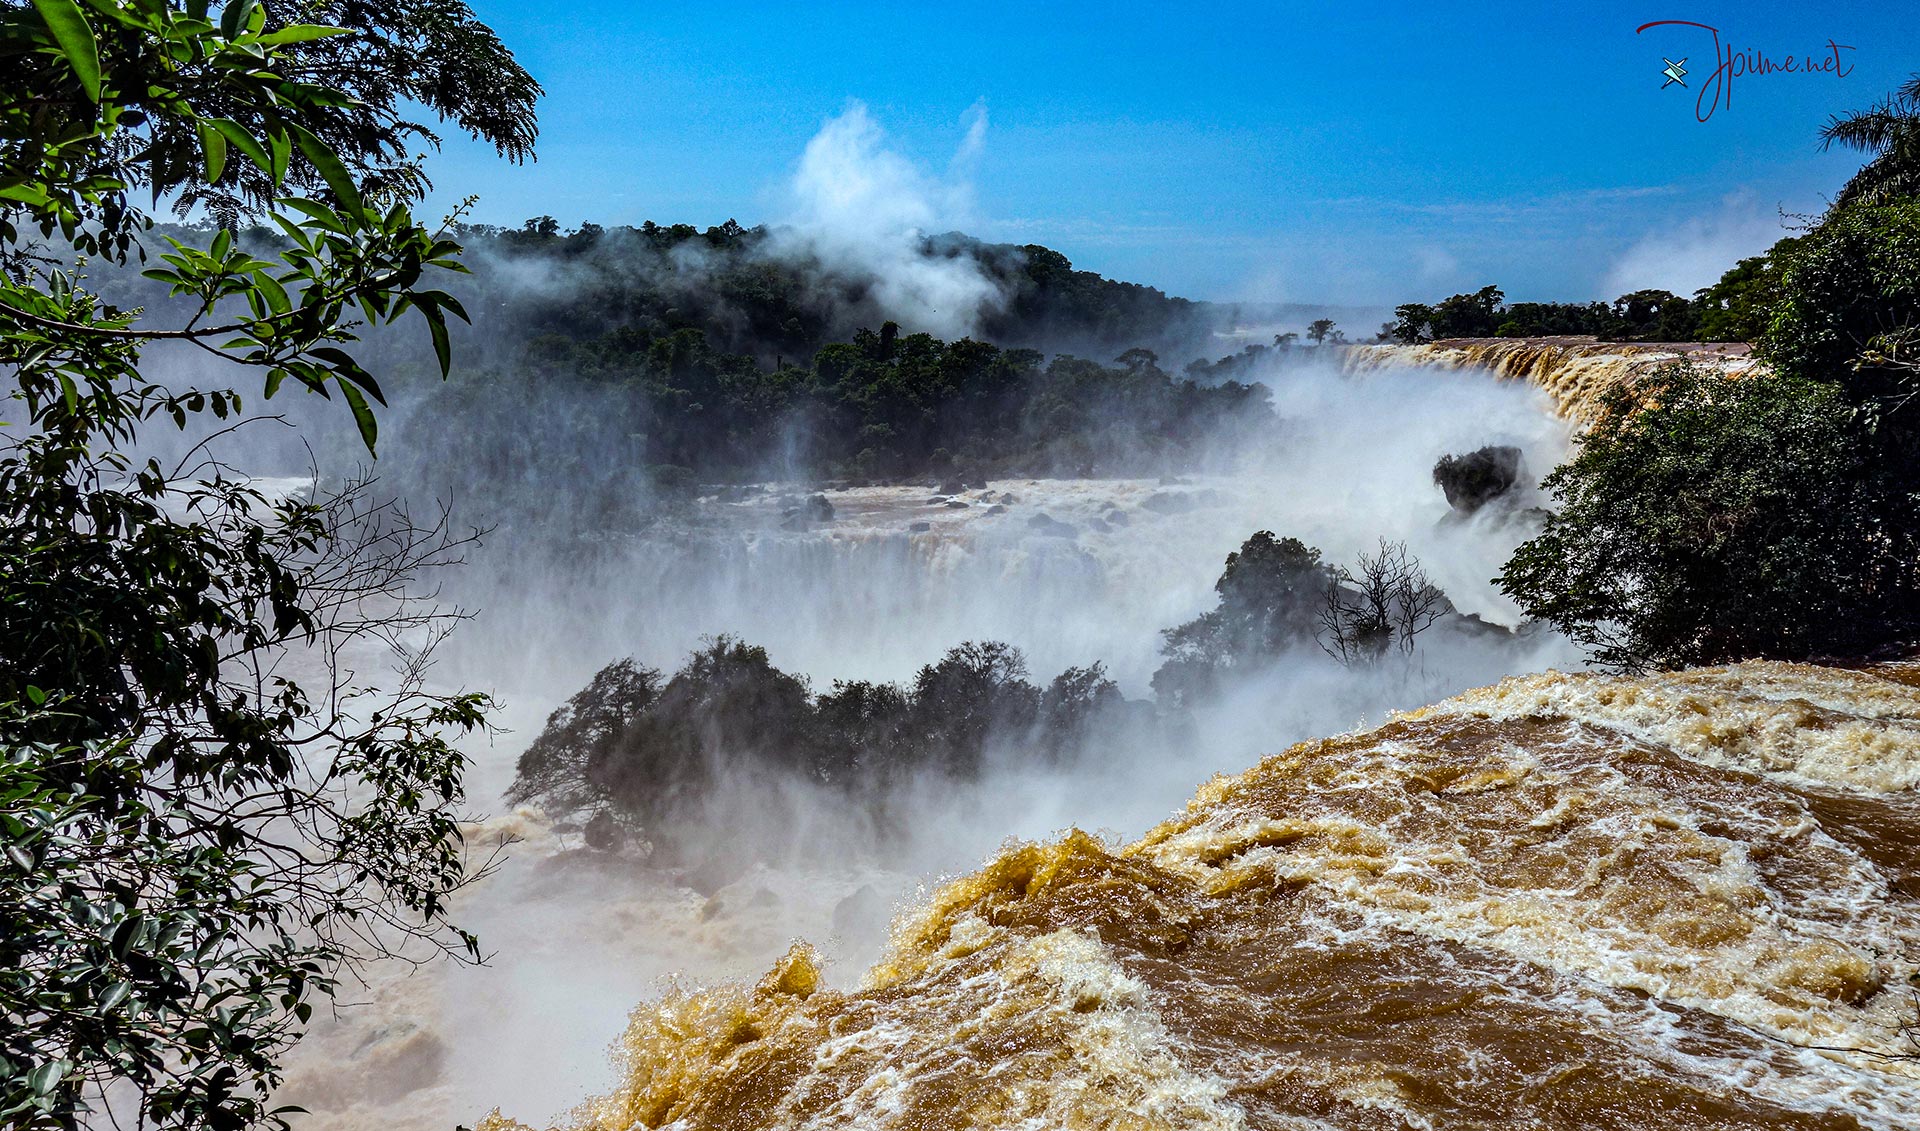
[946, 499, 970, 509]
[1028, 513, 1078, 538]
[681, 854, 747, 897]
[926, 496, 948, 505]
[1087, 516, 1111, 533]
[1141, 489, 1224, 515]
[1103, 508, 1130, 527]
[1433, 445, 1524, 513]
[985, 504, 1007, 515]
[938, 478, 965, 495]
[909, 521, 932, 533]
[779, 494, 834, 531]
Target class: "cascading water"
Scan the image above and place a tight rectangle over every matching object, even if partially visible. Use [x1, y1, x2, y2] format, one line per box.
[1341, 337, 1763, 421]
[485, 662, 1920, 1131]
[277, 352, 1916, 1131]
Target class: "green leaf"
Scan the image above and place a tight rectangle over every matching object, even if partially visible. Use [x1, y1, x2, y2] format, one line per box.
[338, 381, 378, 454]
[219, 0, 255, 39]
[26, 1061, 66, 1097]
[253, 270, 291, 315]
[253, 24, 352, 46]
[427, 308, 451, 376]
[210, 119, 273, 178]
[290, 126, 362, 216]
[97, 982, 132, 1013]
[197, 120, 228, 184]
[31, 0, 101, 102]
[268, 128, 291, 185]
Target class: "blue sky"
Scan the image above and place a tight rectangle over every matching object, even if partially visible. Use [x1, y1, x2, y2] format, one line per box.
[422, 1, 1920, 305]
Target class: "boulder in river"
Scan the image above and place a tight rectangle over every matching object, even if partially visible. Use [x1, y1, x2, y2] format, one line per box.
[1433, 445, 1524, 514]
[1027, 513, 1078, 538]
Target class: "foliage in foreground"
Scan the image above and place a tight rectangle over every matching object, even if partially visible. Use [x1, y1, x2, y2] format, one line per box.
[1, 0, 534, 1126]
[1498, 366, 1910, 670]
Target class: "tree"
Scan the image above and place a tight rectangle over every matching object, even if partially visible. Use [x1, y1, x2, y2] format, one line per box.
[1306, 318, 1336, 345]
[1603, 289, 1697, 342]
[0, 2, 535, 1126]
[1692, 240, 1800, 343]
[1389, 303, 1433, 344]
[1430, 285, 1504, 338]
[1037, 663, 1122, 757]
[1498, 366, 1907, 670]
[1319, 540, 1447, 666]
[1821, 75, 1920, 209]
[506, 659, 662, 833]
[1152, 532, 1332, 705]
[909, 641, 1040, 775]
[1760, 201, 1920, 425]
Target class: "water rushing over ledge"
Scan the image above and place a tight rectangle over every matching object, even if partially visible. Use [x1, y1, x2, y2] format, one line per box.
[484, 661, 1920, 1131]
[1343, 337, 1764, 421]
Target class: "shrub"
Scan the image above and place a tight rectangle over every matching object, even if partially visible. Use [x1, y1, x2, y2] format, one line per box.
[1761, 202, 1920, 419]
[1498, 366, 1911, 669]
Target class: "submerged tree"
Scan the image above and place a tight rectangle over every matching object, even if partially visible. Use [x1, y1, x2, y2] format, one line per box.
[0, 1, 535, 1126]
[1319, 540, 1447, 666]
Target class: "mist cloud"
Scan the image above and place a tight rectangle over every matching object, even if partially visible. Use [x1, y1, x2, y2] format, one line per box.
[1603, 192, 1789, 297]
[777, 101, 1005, 340]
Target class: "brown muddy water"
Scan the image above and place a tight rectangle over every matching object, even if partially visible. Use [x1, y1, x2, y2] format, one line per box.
[485, 662, 1920, 1131]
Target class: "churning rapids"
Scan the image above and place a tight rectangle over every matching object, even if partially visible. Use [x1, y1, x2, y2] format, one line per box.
[272, 355, 1915, 1130]
[486, 662, 1920, 1131]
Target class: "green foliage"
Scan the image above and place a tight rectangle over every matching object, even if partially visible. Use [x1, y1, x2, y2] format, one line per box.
[1430, 285, 1507, 338]
[0, 1, 533, 1125]
[1390, 283, 1753, 343]
[1154, 532, 1457, 697]
[1692, 239, 1799, 344]
[489, 319, 1269, 482]
[1389, 302, 1434, 343]
[1821, 74, 1920, 209]
[1760, 201, 1920, 419]
[1605, 289, 1699, 342]
[507, 640, 1129, 844]
[1498, 366, 1910, 670]
[1151, 532, 1333, 705]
